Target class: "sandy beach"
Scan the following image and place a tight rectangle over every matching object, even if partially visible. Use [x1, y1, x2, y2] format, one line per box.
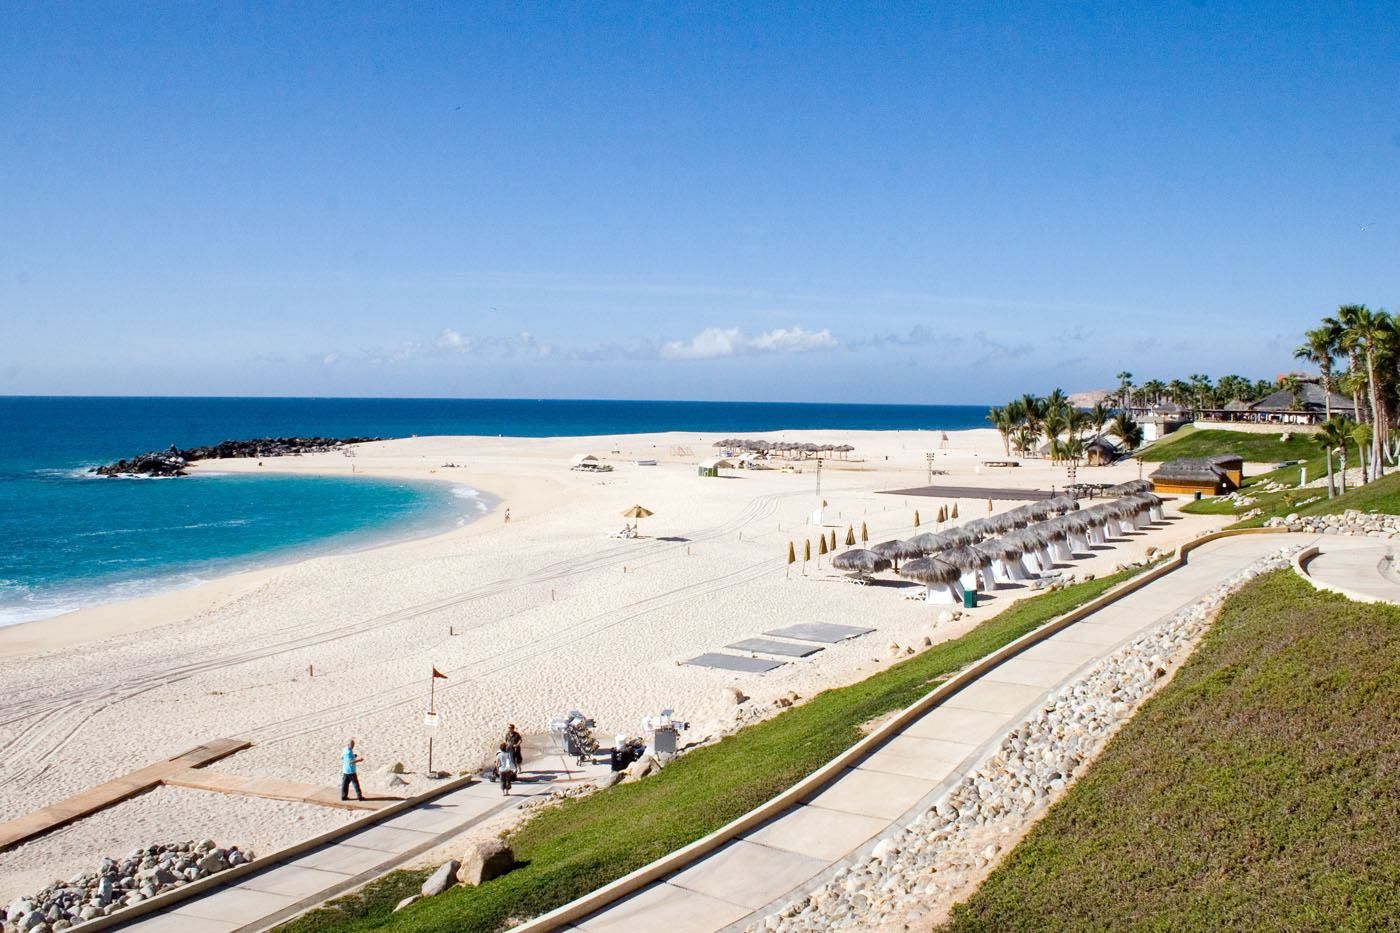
[0, 429, 1228, 900]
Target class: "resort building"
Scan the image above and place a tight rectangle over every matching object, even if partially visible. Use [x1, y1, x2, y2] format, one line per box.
[1148, 454, 1243, 496]
[1083, 434, 1121, 466]
[1196, 381, 1357, 426]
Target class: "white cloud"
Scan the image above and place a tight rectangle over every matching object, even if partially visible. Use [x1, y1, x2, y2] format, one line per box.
[659, 326, 837, 360]
[434, 328, 470, 350]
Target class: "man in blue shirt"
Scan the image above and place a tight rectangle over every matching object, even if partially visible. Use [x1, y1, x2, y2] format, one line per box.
[341, 738, 365, 801]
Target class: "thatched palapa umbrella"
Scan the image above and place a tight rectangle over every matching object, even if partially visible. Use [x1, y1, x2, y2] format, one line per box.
[898, 557, 965, 604]
[832, 548, 892, 580]
[872, 539, 922, 570]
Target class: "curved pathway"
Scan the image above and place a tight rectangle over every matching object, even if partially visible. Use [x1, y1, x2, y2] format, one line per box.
[555, 532, 1314, 933]
[1298, 536, 1400, 604]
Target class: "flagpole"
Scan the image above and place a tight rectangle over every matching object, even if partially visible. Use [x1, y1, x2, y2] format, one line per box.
[427, 670, 437, 776]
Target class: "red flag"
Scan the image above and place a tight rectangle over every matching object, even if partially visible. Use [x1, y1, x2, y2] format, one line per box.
[431, 667, 448, 680]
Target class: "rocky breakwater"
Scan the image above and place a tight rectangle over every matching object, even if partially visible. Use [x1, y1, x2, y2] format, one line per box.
[752, 548, 1298, 932]
[1266, 508, 1400, 537]
[1, 840, 251, 931]
[92, 437, 381, 478]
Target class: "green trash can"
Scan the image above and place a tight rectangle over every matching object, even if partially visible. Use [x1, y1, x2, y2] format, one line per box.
[963, 589, 978, 609]
[1194, 491, 1202, 501]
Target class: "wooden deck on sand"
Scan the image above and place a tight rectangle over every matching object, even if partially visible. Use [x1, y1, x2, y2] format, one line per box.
[0, 737, 399, 852]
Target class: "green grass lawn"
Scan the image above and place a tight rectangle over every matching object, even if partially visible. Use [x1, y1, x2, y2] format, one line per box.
[943, 570, 1400, 932]
[278, 566, 1152, 933]
[1179, 461, 1400, 528]
[1138, 427, 1319, 463]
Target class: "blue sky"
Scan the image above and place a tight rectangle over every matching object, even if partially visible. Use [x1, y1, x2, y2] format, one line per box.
[2, 2, 1397, 403]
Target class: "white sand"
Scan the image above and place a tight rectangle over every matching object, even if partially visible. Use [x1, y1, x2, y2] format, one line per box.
[0, 429, 1226, 901]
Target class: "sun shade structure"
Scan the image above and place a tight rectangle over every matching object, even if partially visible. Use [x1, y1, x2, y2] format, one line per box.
[976, 537, 1031, 583]
[831, 548, 892, 578]
[872, 539, 923, 568]
[934, 544, 999, 593]
[622, 504, 654, 519]
[898, 557, 966, 604]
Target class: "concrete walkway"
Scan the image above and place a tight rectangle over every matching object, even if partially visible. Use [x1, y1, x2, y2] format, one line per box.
[567, 533, 1308, 933]
[1300, 536, 1400, 604]
[116, 759, 610, 933]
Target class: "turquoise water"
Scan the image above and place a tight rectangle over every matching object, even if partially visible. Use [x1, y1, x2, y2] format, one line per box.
[0, 396, 988, 625]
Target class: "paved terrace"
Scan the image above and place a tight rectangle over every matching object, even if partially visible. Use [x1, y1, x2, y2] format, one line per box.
[562, 533, 1312, 933]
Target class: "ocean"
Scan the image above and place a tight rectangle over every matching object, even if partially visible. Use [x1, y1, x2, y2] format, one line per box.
[0, 396, 989, 626]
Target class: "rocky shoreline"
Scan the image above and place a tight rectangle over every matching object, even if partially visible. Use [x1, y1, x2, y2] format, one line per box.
[91, 437, 381, 478]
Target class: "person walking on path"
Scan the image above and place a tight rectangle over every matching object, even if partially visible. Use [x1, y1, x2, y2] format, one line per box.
[505, 724, 524, 771]
[495, 742, 518, 796]
[341, 738, 365, 801]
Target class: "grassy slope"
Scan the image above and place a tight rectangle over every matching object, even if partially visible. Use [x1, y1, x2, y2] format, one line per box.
[1138, 426, 1318, 463]
[1181, 464, 1400, 528]
[944, 571, 1400, 932]
[279, 566, 1151, 933]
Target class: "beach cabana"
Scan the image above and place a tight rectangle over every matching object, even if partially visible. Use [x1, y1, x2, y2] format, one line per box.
[571, 453, 612, 472]
[1082, 504, 1114, 545]
[898, 557, 965, 604]
[937, 545, 998, 593]
[975, 538, 1028, 584]
[831, 548, 891, 582]
[1041, 518, 1077, 562]
[696, 457, 732, 478]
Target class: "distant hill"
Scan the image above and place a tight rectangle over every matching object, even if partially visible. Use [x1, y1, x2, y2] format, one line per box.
[1069, 388, 1112, 409]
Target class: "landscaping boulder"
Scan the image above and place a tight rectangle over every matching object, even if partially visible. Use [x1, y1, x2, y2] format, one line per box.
[457, 840, 514, 886]
[421, 860, 460, 898]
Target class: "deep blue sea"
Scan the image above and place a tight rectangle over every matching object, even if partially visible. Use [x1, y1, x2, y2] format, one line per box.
[0, 397, 988, 626]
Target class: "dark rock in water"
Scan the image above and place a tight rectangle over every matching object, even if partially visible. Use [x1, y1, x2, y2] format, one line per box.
[92, 437, 381, 478]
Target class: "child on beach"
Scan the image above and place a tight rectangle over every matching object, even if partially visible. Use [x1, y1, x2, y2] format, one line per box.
[496, 742, 518, 795]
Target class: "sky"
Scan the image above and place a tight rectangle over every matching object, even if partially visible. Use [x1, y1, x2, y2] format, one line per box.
[2, 2, 1397, 404]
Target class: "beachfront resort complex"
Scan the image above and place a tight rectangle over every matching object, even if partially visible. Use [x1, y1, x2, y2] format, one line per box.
[3, 5, 1397, 932]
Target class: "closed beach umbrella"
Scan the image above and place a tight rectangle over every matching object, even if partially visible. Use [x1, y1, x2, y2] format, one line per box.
[832, 548, 892, 577]
[818, 535, 828, 555]
[845, 525, 856, 546]
[861, 521, 869, 544]
[914, 509, 921, 528]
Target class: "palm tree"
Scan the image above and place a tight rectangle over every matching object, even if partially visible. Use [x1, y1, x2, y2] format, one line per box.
[986, 406, 1014, 456]
[1088, 401, 1113, 437]
[1329, 305, 1367, 425]
[1189, 373, 1213, 412]
[1042, 411, 1069, 461]
[1110, 413, 1144, 451]
[1339, 305, 1391, 480]
[1019, 394, 1047, 453]
[1045, 388, 1071, 419]
[1141, 379, 1166, 405]
[1168, 379, 1193, 408]
[1316, 415, 1352, 498]
[1116, 371, 1133, 410]
[1294, 323, 1340, 421]
[1352, 422, 1372, 485]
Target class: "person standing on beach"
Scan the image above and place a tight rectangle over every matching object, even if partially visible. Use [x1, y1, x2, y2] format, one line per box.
[496, 742, 518, 795]
[505, 723, 524, 771]
[504, 507, 511, 524]
[341, 738, 365, 801]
